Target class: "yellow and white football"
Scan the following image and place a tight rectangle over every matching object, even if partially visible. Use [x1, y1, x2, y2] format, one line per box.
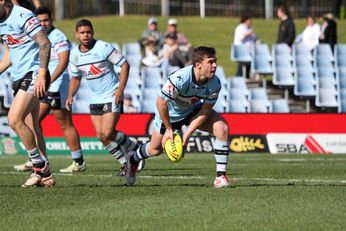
[164, 133, 184, 162]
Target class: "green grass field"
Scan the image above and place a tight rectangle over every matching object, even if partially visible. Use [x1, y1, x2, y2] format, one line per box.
[53, 15, 346, 77]
[1, 153, 346, 231]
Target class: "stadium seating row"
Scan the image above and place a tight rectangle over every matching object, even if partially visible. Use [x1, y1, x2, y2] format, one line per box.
[231, 43, 346, 112]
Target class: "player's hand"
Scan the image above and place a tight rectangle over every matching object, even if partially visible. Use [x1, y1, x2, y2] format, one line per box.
[182, 131, 192, 146]
[33, 69, 47, 98]
[113, 89, 123, 105]
[65, 96, 73, 111]
[162, 128, 174, 148]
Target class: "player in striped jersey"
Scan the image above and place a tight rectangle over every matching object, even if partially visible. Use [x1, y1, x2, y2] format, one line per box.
[125, 46, 231, 188]
[0, 0, 55, 187]
[13, 6, 87, 173]
[66, 19, 140, 178]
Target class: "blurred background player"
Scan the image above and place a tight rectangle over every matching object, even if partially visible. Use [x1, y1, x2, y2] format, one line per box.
[125, 46, 231, 188]
[66, 19, 142, 176]
[123, 93, 139, 113]
[276, 5, 296, 47]
[11, 0, 41, 11]
[0, 0, 54, 187]
[13, 6, 86, 173]
[233, 13, 257, 78]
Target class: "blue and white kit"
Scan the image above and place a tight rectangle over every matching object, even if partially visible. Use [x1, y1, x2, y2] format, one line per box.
[155, 65, 221, 131]
[69, 40, 126, 108]
[0, 5, 42, 82]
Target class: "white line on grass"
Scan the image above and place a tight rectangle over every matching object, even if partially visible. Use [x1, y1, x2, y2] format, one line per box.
[2, 171, 346, 184]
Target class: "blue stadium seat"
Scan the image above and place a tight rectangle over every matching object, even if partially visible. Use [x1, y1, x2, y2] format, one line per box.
[295, 55, 314, 71]
[315, 56, 334, 70]
[141, 66, 163, 88]
[251, 55, 273, 75]
[213, 97, 229, 113]
[271, 99, 290, 113]
[228, 77, 249, 95]
[229, 99, 248, 113]
[274, 55, 292, 68]
[126, 54, 142, 70]
[338, 99, 346, 112]
[272, 43, 292, 60]
[317, 67, 336, 79]
[318, 77, 337, 94]
[250, 88, 269, 100]
[336, 55, 346, 68]
[294, 77, 316, 97]
[229, 88, 248, 103]
[122, 42, 141, 56]
[314, 44, 334, 62]
[293, 44, 313, 61]
[315, 89, 338, 107]
[339, 77, 346, 89]
[230, 44, 252, 62]
[249, 99, 270, 113]
[141, 100, 156, 113]
[254, 44, 272, 61]
[215, 66, 227, 88]
[273, 66, 295, 86]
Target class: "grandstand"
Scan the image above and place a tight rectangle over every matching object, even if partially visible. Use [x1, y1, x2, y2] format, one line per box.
[1, 42, 346, 114]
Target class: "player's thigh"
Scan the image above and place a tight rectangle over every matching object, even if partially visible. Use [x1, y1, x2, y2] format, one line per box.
[100, 112, 120, 135]
[197, 110, 229, 138]
[90, 115, 103, 136]
[8, 90, 38, 123]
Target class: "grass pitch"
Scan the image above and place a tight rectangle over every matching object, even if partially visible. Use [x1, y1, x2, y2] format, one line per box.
[1, 153, 346, 231]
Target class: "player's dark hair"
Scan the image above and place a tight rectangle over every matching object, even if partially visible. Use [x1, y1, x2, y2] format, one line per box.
[35, 6, 53, 19]
[192, 46, 216, 65]
[75, 19, 93, 32]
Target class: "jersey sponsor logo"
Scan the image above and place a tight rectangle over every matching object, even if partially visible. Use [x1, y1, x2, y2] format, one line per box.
[82, 64, 106, 79]
[6, 35, 22, 45]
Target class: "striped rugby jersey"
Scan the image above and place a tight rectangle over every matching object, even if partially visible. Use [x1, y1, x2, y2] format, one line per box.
[158, 65, 221, 122]
[0, 5, 42, 81]
[69, 40, 126, 104]
[47, 27, 70, 92]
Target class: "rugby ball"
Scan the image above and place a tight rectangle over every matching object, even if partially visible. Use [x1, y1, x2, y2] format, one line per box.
[164, 134, 184, 162]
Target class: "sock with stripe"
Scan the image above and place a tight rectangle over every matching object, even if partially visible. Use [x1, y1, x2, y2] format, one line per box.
[71, 149, 84, 166]
[27, 147, 45, 165]
[115, 131, 139, 151]
[129, 143, 149, 164]
[213, 139, 229, 177]
[105, 141, 127, 165]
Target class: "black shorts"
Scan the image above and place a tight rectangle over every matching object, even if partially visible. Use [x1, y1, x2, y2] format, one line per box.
[41, 91, 62, 109]
[89, 102, 120, 115]
[159, 104, 202, 135]
[12, 71, 51, 100]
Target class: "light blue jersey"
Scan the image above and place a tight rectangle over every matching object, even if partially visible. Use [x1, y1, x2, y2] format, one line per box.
[47, 27, 70, 93]
[69, 40, 126, 104]
[0, 5, 42, 81]
[156, 65, 221, 123]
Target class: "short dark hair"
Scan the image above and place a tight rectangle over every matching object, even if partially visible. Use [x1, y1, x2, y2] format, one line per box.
[75, 19, 93, 32]
[192, 46, 216, 65]
[35, 6, 52, 19]
[240, 12, 252, 23]
[277, 5, 290, 17]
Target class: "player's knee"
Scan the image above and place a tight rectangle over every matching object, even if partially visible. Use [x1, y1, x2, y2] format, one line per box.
[7, 116, 22, 130]
[214, 122, 229, 140]
[147, 144, 163, 156]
